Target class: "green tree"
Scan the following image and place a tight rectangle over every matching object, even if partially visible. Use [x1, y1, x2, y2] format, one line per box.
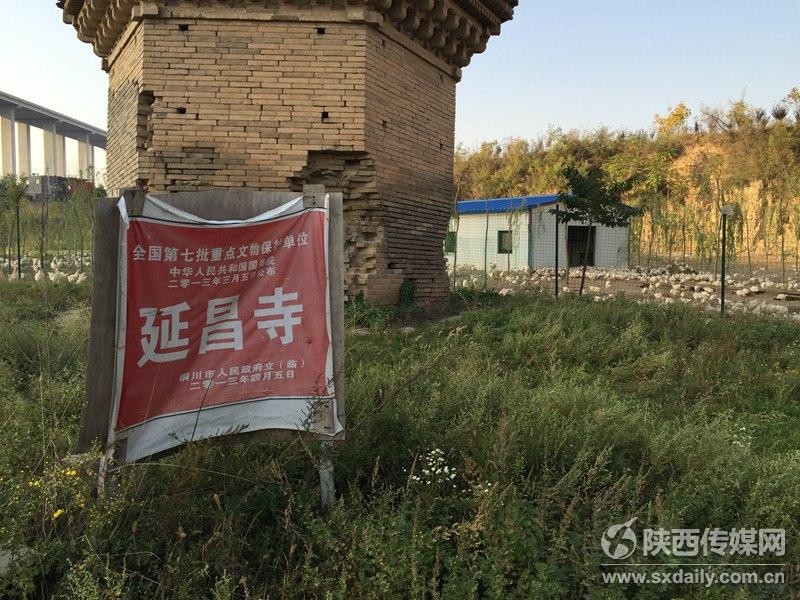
[0, 174, 28, 276]
[556, 165, 634, 295]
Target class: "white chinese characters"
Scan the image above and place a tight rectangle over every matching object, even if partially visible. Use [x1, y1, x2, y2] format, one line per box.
[199, 296, 243, 354]
[137, 302, 190, 367]
[137, 290, 303, 366]
[132, 234, 311, 263]
[254, 287, 303, 344]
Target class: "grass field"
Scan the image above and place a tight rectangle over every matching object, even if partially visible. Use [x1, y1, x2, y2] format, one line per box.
[1, 283, 799, 598]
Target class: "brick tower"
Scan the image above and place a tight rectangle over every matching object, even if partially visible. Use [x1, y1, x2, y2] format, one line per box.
[57, 0, 516, 306]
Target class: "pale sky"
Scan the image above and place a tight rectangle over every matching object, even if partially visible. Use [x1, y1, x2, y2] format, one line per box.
[1, 0, 798, 165]
[457, 0, 799, 146]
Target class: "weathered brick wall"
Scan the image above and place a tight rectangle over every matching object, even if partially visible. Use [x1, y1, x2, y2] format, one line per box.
[364, 27, 455, 305]
[62, 0, 515, 307]
[106, 24, 143, 194]
[106, 15, 454, 305]
[132, 19, 368, 191]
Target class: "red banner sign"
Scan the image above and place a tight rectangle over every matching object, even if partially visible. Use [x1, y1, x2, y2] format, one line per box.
[109, 197, 338, 463]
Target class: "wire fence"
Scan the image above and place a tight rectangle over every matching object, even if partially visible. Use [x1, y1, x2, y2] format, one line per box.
[446, 206, 632, 289]
[444, 208, 800, 307]
[0, 177, 100, 281]
[3, 180, 800, 301]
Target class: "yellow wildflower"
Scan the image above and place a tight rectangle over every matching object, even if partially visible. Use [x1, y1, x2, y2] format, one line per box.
[52, 508, 65, 520]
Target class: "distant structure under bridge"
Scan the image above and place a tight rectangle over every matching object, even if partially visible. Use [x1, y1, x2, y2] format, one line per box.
[0, 90, 106, 189]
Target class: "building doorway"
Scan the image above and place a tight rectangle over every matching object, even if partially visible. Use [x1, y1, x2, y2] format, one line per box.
[567, 225, 596, 267]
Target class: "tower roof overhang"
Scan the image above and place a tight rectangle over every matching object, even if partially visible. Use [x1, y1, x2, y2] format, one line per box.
[56, 0, 516, 69]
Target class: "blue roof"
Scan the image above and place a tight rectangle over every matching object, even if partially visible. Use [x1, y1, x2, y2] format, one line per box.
[456, 194, 560, 215]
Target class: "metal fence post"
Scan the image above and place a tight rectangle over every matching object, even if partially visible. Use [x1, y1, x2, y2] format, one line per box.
[720, 204, 734, 315]
[527, 207, 533, 272]
[15, 199, 21, 277]
[451, 214, 459, 290]
[721, 212, 727, 315]
[554, 206, 559, 298]
[483, 206, 489, 290]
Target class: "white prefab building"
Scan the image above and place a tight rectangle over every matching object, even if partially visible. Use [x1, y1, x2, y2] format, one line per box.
[445, 195, 631, 271]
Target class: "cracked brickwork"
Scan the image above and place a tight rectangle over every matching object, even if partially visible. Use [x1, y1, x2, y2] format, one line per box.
[289, 151, 389, 301]
[59, 0, 515, 306]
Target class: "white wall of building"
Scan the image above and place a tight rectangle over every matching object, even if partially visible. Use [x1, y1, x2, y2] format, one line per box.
[529, 205, 558, 268]
[447, 210, 529, 271]
[594, 221, 629, 267]
[447, 202, 629, 271]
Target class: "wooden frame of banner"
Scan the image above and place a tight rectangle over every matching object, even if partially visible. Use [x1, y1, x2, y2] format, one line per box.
[79, 185, 345, 505]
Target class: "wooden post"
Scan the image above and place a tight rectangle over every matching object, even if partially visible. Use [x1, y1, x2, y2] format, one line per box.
[303, 184, 344, 511]
[319, 441, 335, 511]
[301, 184, 325, 207]
[325, 191, 346, 430]
[77, 193, 123, 451]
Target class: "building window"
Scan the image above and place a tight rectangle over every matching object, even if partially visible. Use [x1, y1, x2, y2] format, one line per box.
[497, 230, 513, 254]
[444, 231, 457, 253]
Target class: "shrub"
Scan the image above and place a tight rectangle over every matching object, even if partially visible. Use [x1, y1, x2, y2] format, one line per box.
[1, 287, 798, 598]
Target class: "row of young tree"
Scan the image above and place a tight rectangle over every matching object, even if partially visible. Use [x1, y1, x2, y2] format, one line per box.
[454, 91, 800, 280]
[0, 174, 104, 275]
